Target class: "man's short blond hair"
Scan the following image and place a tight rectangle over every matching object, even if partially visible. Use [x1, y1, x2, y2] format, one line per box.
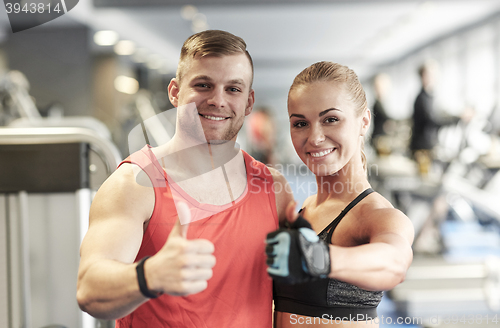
[176, 30, 254, 88]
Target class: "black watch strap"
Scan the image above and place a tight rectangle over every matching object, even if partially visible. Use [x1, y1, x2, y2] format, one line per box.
[136, 256, 162, 299]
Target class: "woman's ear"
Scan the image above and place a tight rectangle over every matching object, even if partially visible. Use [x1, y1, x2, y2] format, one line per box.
[360, 108, 371, 137]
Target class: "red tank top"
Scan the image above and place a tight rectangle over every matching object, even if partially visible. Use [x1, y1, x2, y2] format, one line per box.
[115, 146, 278, 328]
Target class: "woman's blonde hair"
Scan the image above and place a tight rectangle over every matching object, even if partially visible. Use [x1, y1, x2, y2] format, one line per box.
[289, 61, 368, 171]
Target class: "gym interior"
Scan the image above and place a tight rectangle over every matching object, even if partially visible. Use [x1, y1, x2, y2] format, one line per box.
[1, 1, 500, 327]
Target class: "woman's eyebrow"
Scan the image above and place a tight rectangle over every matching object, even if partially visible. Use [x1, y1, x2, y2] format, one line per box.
[289, 108, 341, 119]
[319, 108, 341, 117]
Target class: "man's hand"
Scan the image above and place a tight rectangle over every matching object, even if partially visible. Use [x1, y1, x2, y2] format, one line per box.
[144, 202, 216, 296]
[265, 201, 331, 284]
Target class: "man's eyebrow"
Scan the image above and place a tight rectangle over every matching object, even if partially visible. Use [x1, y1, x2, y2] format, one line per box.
[191, 76, 246, 87]
[319, 108, 341, 117]
[228, 79, 245, 86]
[192, 75, 212, 81]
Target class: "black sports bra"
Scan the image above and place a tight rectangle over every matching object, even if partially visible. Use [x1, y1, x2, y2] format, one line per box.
[273, 188, 383, 320]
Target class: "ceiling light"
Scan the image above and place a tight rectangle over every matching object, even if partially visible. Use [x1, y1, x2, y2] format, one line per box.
[191, 13, 208, 33]
[114, 40, 136, 56]
[192, 13, 207, 27]
[114, 76, 139, 95]
[94, 30, 119, 46]
[181, 5, 198, 20]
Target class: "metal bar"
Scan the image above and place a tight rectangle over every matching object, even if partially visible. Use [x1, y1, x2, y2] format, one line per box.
[18, 191, 32, 328]
[76, 189, 97, 328]
[8, 194, 22, 328]
[0, 127, 122, 175]
[0, 195, 9, 328]
[443, 174, 500, 222]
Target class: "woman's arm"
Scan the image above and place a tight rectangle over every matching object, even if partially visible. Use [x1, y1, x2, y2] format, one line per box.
[328, 208, 414, 291]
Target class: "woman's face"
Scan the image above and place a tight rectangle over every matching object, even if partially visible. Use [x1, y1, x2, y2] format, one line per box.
[288, 81, 369, 176]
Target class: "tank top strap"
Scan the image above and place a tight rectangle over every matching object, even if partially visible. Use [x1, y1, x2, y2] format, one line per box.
[321, 188, 374, 243]
[118, 145, 168, 189]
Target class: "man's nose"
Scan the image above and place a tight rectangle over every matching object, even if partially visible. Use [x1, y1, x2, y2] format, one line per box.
[207, 87, 226, 108]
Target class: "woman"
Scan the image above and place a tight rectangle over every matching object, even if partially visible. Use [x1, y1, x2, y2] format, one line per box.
[268, 62, 414, 327]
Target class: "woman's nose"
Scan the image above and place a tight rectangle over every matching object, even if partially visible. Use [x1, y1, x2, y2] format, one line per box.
[309, 125, 325, 146]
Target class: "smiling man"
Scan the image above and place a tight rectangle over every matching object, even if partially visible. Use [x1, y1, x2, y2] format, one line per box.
[76, 30, 293, 328]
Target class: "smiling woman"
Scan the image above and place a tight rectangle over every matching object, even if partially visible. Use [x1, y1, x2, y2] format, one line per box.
[266, 61, 415, 328]
[288, 62, 370, 177]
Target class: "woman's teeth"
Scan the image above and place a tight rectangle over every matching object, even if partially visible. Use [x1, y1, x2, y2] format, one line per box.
[310, 148, 333, 157]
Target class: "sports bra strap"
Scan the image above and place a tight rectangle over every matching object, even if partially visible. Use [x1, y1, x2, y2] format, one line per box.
[323, 188, 374, 242]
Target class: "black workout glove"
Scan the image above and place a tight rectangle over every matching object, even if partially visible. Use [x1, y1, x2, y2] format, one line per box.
[265, 215, 331, 284]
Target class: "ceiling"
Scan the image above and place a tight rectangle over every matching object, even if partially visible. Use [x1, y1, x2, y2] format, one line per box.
[4, 0, 500, 103]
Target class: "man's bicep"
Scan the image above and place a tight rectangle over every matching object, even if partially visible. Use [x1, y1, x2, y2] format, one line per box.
[80, 167, 154, 266]
[80, 216, 144, 265]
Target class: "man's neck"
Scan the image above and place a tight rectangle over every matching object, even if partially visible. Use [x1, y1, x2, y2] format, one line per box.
[156, 137, 240, 179]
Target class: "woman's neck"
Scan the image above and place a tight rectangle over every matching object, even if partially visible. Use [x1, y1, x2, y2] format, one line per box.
[315, 160, 370, 204]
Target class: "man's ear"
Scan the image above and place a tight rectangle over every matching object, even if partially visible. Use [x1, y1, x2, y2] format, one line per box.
[245, 89, 255, 116]
[360, 108, 371, 136]
[168, 78, 180, 107]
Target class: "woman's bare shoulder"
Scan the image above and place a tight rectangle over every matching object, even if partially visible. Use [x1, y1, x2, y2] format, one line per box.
[356, 192, 414, 241]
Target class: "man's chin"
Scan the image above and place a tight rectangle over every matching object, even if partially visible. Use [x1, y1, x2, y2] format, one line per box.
[207, 139, 231, 145]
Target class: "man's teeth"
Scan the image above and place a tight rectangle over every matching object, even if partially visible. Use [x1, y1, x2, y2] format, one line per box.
[310, 149, 333, 157]
[203, 115, 226, 121]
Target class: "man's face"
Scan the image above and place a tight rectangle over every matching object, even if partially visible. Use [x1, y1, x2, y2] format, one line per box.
[168, 54, 254, 143]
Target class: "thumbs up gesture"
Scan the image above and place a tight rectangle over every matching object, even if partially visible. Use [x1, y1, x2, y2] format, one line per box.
[265, 201, 331, 284]
[142, 202, 216, 296]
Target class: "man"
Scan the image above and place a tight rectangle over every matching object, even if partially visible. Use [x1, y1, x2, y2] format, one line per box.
[410, 61, 440, 157]
[370, 73, 391, 155]
[77, 30, 292, 327]
[410, 60, 460, 175]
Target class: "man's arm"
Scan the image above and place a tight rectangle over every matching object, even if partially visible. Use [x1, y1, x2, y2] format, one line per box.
[76, 164, 215, 320]
[267, 167, 295, 223]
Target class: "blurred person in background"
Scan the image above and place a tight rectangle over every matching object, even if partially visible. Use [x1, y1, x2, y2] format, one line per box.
[409, 60, 466, 176]
[247, 106, 277, 165]
[410, 60, 440, 175]
[370, 73, 392, 156]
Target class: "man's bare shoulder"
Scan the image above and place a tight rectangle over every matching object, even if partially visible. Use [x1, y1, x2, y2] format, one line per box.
[90, 163, 155, 224]
[266, 165, 285, 180]
[267, 166, 291, 192]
